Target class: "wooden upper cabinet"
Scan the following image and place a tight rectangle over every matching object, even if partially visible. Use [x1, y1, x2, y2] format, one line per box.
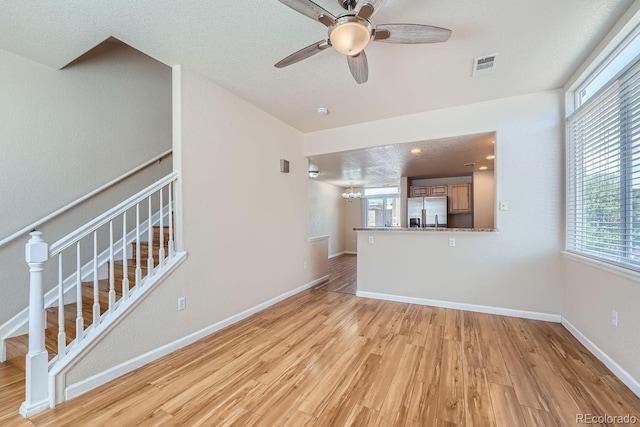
[429, 185, 448, 196]
[410, 185, 448, 197]
[410, 186, 429, 197]
[448, 184, 472, 214]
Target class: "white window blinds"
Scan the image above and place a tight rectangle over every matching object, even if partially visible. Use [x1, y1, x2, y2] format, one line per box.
[566, 57, 640, 269]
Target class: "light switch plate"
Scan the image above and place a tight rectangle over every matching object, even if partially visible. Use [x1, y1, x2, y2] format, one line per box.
[368, 236, 374, 244]
[499, 201, 509, 211]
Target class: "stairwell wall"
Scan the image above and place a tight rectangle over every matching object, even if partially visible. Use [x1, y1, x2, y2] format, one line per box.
[0, 42, 172, 325]
[62, 65, 315, 387]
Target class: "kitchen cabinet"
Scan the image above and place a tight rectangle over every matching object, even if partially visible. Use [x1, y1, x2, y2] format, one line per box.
[410, 185, 448, 197]
[410, 186, 429, 197]
[429, 185, 448, 196]
[448, 184, 472, 214]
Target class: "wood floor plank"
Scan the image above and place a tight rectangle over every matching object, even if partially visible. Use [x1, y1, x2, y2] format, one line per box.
[521, 406, 560, 427]
[475, 313, 512, 387]
[437, 338, 465, 425]
[444, 308, 462, 341]
[2, 255, 639, 426]
[360, 334, 408, 411]
[464, 365, 495, 427]
[489, 383, 527, 427]
[375, 343, 423, 426]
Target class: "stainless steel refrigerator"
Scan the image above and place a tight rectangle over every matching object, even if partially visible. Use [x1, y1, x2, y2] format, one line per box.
[407, 196, 448, 227]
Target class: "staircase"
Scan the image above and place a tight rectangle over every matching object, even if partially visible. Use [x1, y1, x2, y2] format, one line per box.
[3, 225, 170, 373]
[0, 172, 183, 419]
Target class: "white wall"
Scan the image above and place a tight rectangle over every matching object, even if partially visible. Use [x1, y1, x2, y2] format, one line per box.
[473, 171, 495, 228]
[0, 42, 172, 324]
[64, 65, 313, 385]
[308, 180, 345, 256]
[307, 90, 564, 315]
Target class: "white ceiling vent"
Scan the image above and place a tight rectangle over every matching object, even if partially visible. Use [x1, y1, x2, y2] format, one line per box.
[472, 54, 498, 77]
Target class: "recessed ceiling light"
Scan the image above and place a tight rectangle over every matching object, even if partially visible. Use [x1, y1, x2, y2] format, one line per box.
[479, 166, 489, 170]
[486, 155, 495, 160]
[410, 148, 422, 154]
[316, 107, 329, 115]
[492, 140, 495, 144]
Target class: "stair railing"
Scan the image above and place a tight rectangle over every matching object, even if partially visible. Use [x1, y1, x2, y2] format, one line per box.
[20, 172, 181, 417]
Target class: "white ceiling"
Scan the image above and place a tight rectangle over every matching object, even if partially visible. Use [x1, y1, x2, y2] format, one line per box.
[1, 1, 633, 189]
[308, 132, 496, 187]
[0, 0, 633, 134]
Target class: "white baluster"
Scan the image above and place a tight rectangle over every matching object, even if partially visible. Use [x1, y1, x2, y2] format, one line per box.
[20, 231, 49, 418]
[159, 189, 165, 266]
[147, 196, 154, 278]
[122, 213, 129, 300]
[75, 242, 84, 342]
[168, 183, 174, 258]
[57, 254, 66, 358]
[135, 204, 142, 287]
[93, 231, 100, 327]
[109, 222, 115, 312]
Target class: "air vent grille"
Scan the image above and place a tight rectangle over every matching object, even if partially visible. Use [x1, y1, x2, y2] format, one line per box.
[472, 54, 498, 77]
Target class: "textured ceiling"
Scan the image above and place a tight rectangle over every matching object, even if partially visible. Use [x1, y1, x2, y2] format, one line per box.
[308, 132, 496, 187]
[0, 0, 633, 133]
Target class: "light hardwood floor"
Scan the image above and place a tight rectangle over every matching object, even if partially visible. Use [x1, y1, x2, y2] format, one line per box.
[312, 254, 357, 295]
[2, 255, 639, 426]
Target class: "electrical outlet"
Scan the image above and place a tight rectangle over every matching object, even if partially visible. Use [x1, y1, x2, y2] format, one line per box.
[368, 236, 374, 244]
[303, 261, 308, 270]
[612, 310, 619, 327]
[449, 238, 456, 247]
[178, 297, 186, 311]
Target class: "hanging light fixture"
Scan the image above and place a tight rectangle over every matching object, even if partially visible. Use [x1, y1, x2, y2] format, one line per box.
[341, 183, 362, 201]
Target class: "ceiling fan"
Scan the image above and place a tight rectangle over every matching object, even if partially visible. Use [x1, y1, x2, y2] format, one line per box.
[274, 0, 452, 84]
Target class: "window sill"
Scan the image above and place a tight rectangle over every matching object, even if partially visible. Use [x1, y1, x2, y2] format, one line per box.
[562, 251, 640, 283]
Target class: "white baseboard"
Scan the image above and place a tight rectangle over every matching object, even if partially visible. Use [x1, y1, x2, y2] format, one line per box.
[64, 274, 328, 401]
[561, 318, 640, 398]
[355, 291, 562, 323]
[345, 251, 357, 255]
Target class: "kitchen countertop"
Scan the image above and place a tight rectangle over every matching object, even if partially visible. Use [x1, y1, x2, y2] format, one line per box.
[354, 227, 498, 232]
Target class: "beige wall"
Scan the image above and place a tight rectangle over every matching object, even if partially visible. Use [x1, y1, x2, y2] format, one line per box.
[64, 65, 312, 384]
[564, 257, 640, 385]
[473, 171, 495, 228]
[307, 236, 329, 281]
[0, 42, 172, 325]
[308, 180, 345, 256]
[309, 91, 565, 315]
[559, 4, 640, 392]
[343, 194, 362, 253]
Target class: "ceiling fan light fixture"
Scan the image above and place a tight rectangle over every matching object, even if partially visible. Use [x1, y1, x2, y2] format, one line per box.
[329, 16, 372, 56]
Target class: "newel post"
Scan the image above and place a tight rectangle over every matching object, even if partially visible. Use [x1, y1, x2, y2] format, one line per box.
[19, 231, 50, 418]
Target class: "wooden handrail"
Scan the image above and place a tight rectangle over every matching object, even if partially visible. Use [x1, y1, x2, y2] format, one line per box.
[0, 149, 172, 248]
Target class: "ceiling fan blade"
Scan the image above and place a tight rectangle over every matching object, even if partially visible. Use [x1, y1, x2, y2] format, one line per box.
[374, 23, 452, 44]
[275, 40, 331, 68]
[347, 51, 368, 84]
[356, 0, 389, 20]
[278, 0, 336, 27]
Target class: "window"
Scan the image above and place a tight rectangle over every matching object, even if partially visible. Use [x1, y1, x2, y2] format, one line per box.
[575, 27, 640, 107]
[362, 188, 400, 227]
[566, 54, 640, 270]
